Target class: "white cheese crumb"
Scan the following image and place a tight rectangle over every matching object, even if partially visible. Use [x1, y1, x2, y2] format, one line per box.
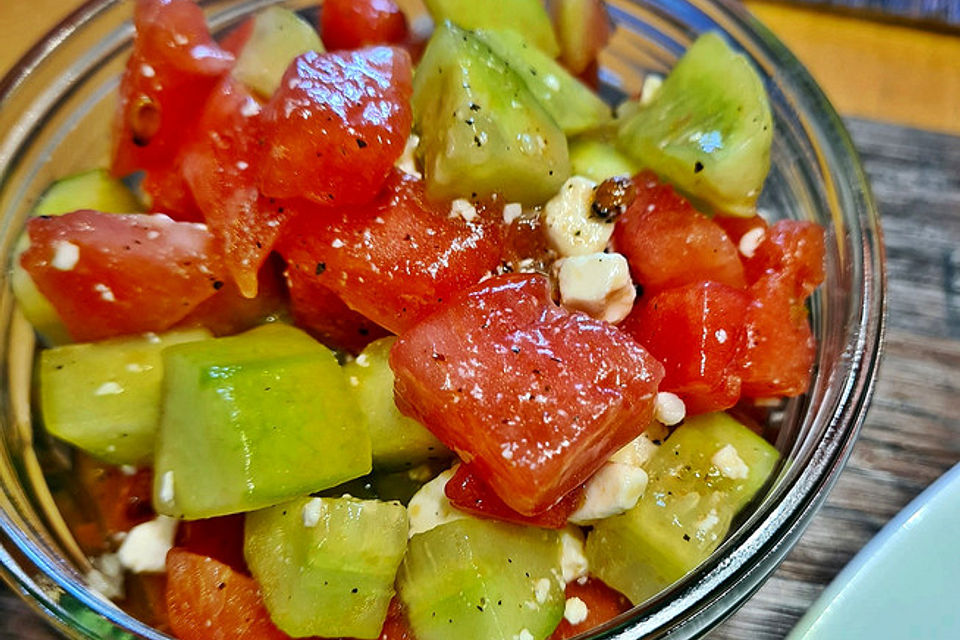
[140, 63, 155, 78]
[240, 97, 260, 118]
[515, 630, 534, 640]
[406, 468, 467, 537]
[158, 470, 175, 505]
[502, 202, 523, 224]
[354, 353, 370, 368]
[712, 444, 750, 480]
[87, 553, 124, 600]
[450, 198, 478, 222]
[564, 596, 589, 625]
[94, 381, 123, 396]
[609, 422, 669, 468]
[639, 74, 663, 106]
[396, 134, 421, 178]
[120, 465, 137, 476]
[93, 283, 116, 302]
[696, 508, 721, 538]
[117, 516, 178, 573]
[302, 497, 326, 527]
[331, 238, 345, 248]
[559, 526, 589, 583]
[534, 578, 552, 604]
[543, 176, 612, 257]
[654, 392, 686, 426]
[557, 252, 635, 324]
[51, 240, 80, 271]
[568, 462, 648, 524]
[739, 226, 766, 258]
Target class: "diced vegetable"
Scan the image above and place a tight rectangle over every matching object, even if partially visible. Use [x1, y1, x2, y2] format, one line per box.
[398, 519, 564, 640]
[344, 337, 451, 470]
[472, 28, 612, 135]
[245, 497, 408, 639]
[40, 328, 210, 465]
[422, 0, 560, 56]
[616, 33, 773, 216]
[233, 6, 323, 99]
[586, 412, 779, 604]
[413, 22, 570, 205]
[153, 324, 371, 519]
[568, 137, 641, 183]
[548, 0, 612, 75]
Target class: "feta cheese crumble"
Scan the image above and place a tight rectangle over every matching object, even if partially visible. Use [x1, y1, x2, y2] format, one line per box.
[450, 198, 478, 222]
[51, 240, 80, 271]
[302, 497, 326, 527]
[711, 444, 750, 480]
[543, 176, 612, 257]
[557, 252, 635, 324]
[559, 526, 589, 583]
[609, 422, 669, 468]
[117, 516, 178, 573]
[564, 596, 589, 625]
[653, 392, 686, 426]
[738, 226, 766, 258]
[568, 462, 648, 524]
[406, 468, 467, 537]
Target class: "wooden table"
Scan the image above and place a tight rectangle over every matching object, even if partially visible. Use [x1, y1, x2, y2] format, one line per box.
[1, 2, 959, 639]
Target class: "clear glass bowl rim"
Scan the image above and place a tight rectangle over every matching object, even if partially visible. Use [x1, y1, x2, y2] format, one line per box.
[0, 1, 886, 639]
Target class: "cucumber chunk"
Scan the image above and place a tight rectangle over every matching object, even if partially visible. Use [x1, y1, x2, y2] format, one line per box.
[569, 137, 641, 182]
[153, 323, 371, 519]
[472, 29, 612, 136]
[413, 22, 570, 206]
[234, 6, 323, 99]
[40, 329, 211, 465]
[586, 412, 779, 604]
[616, 33, 773, 216]
[422, 0, 560, 57]
[344, 337, 450, 471]
[14, 169, 143, 345]
[245, 497, 408, 639]
[398, 519, 564, 640]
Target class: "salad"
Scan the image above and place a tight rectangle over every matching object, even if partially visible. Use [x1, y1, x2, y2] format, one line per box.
[13, 0, 826, 639]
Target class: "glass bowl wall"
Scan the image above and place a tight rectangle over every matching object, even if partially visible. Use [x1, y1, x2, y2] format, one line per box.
[0, 1, 884, 638]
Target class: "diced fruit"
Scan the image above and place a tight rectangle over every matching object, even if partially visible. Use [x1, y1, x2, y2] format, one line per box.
[71, 453, 155, 553]
[379, 598, 416, 640]
[180, 76, 283, 297]
[616, 33, 772, 216]
[421, 0, 560, 56]
[742, 219, 825, 298]
[398, 519, 564, 640]
[153, 323, 371, 519]
[14, 170, 143, 345]
[233, 6, 323, 99]
[321, 0, 409, 50]
[175, 515, 248, 574]
[33, 169, 142, 217]
[736, 272, 816, 398]
[112, 0, 234, 175]
[259, 47, 413, 206]
[586, 412, 779, 604]
[549, 578, 632, 639]
[548, 0, 611, 75]
[413, 22, 570, 205]
[141, 162, 204, 221]
[472, 29, 612, 135]
[20, 211, 226, 342]
[40, 328, 210, 465]
[568, 138, 641, 183]
[390, 273, 664, 516]
[166, 549, 290, 640]
[283, 265, 389, 353]
[344, 337, 451, 470]
[613, 171, 745, 294]
[219, 17, 254, 57]
[245, 497, 408, 639]
[280, 170, 502, 334]
[714, 213, 768, 248]
[444, 464, 583, 529]
[622, 281, 750, 415]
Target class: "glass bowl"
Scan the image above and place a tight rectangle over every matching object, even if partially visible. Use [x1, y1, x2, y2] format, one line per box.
[0, 1, 885, 638]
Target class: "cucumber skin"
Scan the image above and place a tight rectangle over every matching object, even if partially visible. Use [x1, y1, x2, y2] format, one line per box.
[616, 33, 773, 217]
[40, 328, 211, 465]
[153, 324, 372, 520]
[399, 519, 564, 640]
[413, 22, 570, 206]
[245, 497, 408, 639]
[586, 412, 779, 604]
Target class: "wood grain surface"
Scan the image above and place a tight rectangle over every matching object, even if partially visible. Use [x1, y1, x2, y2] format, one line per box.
[2, 118, 958, 639]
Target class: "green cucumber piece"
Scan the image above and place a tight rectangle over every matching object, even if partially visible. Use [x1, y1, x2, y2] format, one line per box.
[569, 137, 641, 182]
[472, 29, 612, 136]
[616, 33, 773, 216]
[398, 519, 564, 640]
[245, 497, 408, 639]
[586, 412, 780, 604]
[40, 329, 211, 465]
[14, 169, 143, 345]
[344, 337, 450, 471]
[413, 22, 570, 206]
[422, 0, 559, 57]
[234, 6, 323, 99]
[153, 323, 371, 519]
